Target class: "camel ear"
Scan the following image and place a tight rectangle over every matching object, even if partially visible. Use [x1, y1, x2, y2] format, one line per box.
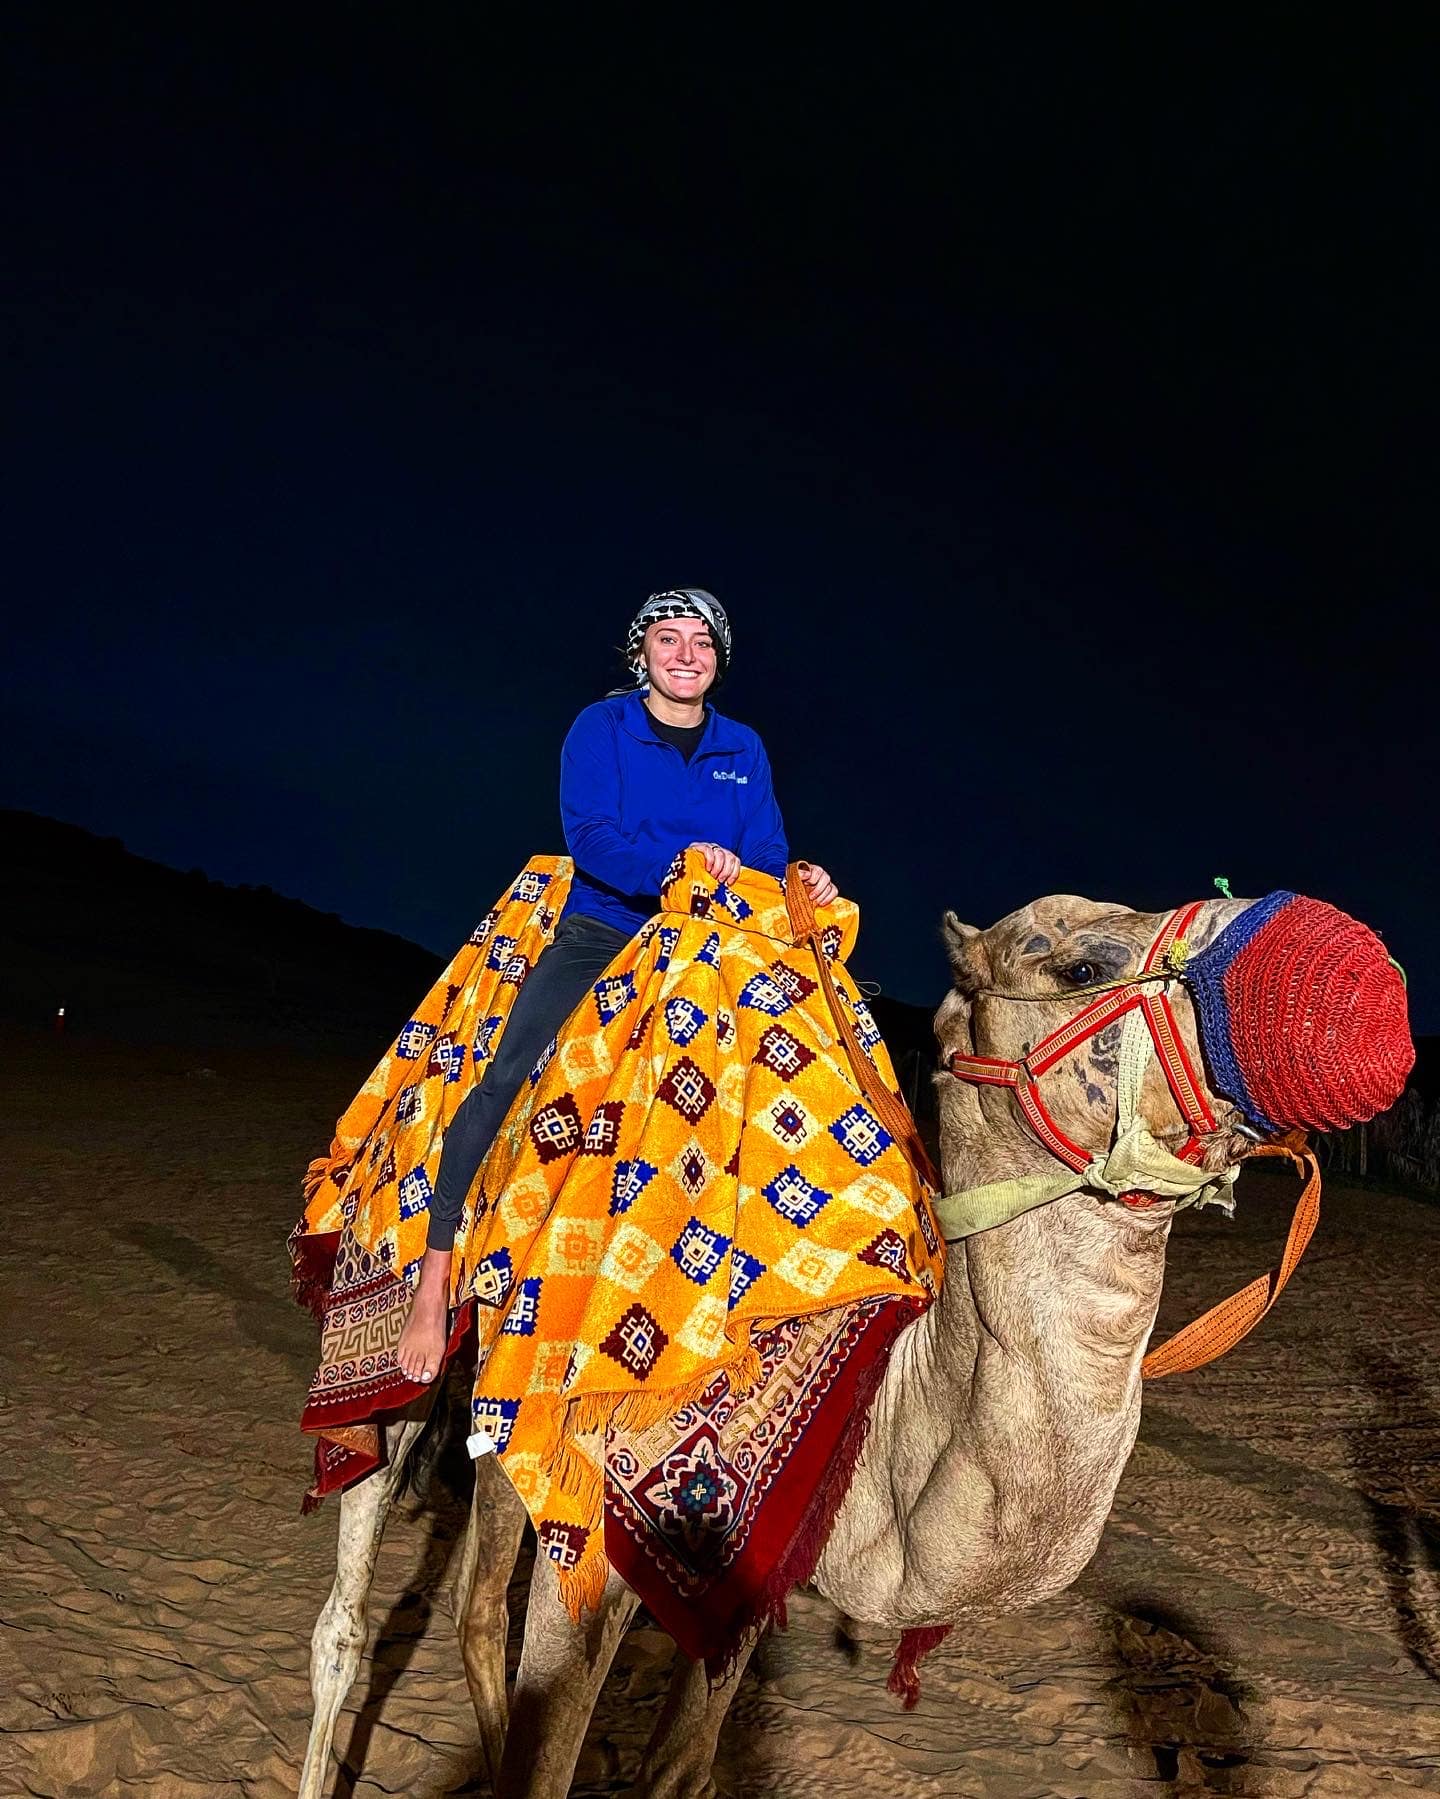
[942, 911, 990, 996]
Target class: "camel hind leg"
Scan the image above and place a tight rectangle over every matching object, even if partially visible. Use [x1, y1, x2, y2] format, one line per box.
[448, 1448, 528, 1785]
[296, 1408, 431, 1799]
[635, 1638, 757, 1799]
[495, 1549, 640, 1798]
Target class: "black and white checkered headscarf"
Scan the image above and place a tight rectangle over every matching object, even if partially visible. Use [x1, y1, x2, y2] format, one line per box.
[624, 588, 731, 681]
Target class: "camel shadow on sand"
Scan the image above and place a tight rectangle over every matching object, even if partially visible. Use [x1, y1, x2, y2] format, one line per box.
[1101, 1598, 1258, 1796]
[114, 1219, 315, 1375]
[1348, 1345, 1440, 1683]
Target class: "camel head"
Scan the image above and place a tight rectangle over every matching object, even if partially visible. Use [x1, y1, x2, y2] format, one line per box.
[934, 890, 1414, 1211]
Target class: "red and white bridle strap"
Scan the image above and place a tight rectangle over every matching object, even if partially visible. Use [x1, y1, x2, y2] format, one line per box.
[947, 901, 1217, 1176]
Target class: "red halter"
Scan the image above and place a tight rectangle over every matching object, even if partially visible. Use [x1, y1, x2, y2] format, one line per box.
[947, 902, 1219, 1177]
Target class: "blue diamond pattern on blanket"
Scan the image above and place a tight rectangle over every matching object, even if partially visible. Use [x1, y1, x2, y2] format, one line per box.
[852, 1002, 882, 1050]
[486, 935, 516, 972]
[593, 969, 638, 1024]
[501, 1277, 543, 1336]
[398, 1164, 433, 1218]
[395, 1018, 437, 1060]
[696, 930, 722, 967]
[656, 925, 681, 970]
[473, 1014, 503, 1061]
[467, 908, 499, 946]
[713, 882, 753, 922]
[610, 1158, 658, 1216]
[761, 1165, 832, 1227]
[664, 996, 708, 1047]
[670, 1218, 731, 1286]
[395, 1087, 424, 1124]
[737, 970, 791, 1015]
[427, 1033, 465, 1082]
[470, 1395, 520, 1452]
[830, 1103, 893, 1167]
[509, 869, 552, 904]
[472, 1247, 514, 1306]
[728, 1246, 766, 1309]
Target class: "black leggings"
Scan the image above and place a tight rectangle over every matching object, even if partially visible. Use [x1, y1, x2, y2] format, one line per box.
[426, 910, 630, 1250]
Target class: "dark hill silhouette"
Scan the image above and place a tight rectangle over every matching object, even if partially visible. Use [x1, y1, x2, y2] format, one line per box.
[1, 810, 443, 1052]
[5, 805, 1428, 1161]
[2, 811, 944, 1075]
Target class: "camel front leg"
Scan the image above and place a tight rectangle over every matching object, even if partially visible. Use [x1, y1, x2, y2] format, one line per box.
[496, 1551, 640, 1799]
[297, 1410, 430, 1799]
[449, 1448, 529, 1785]
[635, 1637, 756, 1799]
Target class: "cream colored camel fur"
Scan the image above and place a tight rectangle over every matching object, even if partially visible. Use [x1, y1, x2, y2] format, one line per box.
[299, 892, 1261, 1798]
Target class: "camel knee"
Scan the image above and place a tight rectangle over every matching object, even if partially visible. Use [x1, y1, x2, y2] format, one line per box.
[310, 1585, 371, 1685]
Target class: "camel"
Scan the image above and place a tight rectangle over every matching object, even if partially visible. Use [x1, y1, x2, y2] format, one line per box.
[296, 889, 1368, 1798]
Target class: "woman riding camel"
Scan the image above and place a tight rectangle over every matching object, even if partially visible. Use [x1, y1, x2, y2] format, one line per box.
[396, 588, 837, 1383]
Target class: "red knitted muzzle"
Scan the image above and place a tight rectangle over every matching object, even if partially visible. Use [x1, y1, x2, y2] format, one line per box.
[1185, 891, 1414, 1133]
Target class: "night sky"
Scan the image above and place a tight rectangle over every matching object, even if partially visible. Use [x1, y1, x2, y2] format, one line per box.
[5, 11, 1437, 1027]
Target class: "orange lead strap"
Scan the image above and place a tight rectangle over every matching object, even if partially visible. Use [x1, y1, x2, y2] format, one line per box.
[1141, 1134, 1320, 1378]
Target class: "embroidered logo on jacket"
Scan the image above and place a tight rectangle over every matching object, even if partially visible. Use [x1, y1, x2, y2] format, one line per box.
[712, 769, 749, 783]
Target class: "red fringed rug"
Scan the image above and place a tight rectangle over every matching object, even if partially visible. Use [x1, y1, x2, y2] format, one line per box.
[605, 1294, 923, 1674]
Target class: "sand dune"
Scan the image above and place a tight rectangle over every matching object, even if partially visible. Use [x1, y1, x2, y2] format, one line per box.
[3, 1026, 1438, 1796]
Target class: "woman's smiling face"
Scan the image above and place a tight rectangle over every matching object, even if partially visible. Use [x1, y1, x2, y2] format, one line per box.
[641, 616, 718, 704]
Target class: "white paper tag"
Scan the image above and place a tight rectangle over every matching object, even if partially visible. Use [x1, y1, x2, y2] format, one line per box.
[466, 1428, 497, 1460]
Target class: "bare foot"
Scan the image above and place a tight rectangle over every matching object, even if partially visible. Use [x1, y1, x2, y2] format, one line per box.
[395, 1293, 447, 1384]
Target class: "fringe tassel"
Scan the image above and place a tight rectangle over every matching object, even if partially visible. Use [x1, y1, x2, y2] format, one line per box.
[565, 1347, 748, 1446]
[887, 1625, 952, 1711]
[302, 1137, 354, 1202]
[557, 1543, 611, 1620]
[725, 1341, 764, 1398]
[286, 1224, 340, 1319]
[290, 1268, 331, 1321]
[551, 1434, 601, 1501]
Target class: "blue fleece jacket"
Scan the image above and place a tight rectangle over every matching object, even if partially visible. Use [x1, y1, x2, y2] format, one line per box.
[559, 689, 789, 936]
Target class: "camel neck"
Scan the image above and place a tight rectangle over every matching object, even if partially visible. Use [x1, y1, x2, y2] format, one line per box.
[813, 1092, 1169, 1628]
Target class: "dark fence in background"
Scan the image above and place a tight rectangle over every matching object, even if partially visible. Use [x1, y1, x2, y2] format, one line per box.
[1346, 1035, 1440, 1194]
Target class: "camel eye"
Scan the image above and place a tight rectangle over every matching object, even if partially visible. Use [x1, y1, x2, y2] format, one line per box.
[1060, 962, 1096, 987]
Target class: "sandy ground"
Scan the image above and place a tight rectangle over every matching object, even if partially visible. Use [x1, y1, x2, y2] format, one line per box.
[3, 1026, 1439, 1799]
